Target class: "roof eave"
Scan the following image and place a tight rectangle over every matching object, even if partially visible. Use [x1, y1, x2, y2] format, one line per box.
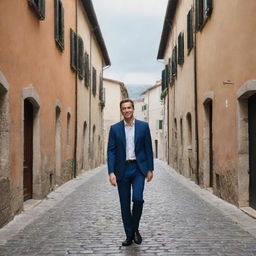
[81, 0, 111, 66]
[157, 0, 178, 60]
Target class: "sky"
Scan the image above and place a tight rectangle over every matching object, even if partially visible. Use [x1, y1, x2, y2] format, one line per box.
[92, 0, 168, 87]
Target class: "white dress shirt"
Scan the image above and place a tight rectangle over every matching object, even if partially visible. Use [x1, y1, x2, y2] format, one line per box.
[124, 119, 136, 160]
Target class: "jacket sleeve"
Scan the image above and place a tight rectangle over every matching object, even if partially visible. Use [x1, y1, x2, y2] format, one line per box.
[107, 126, 116, 174]
[145, 123, 154, 171]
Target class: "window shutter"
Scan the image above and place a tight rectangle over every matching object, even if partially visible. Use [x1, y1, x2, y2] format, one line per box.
[54, 0, 59, 45]
[178, 32, 184, 65]
[172, 46, 177, 77]
[39, 0, 45, 20]
[165, 64, 170, 87]
[78, 36, 84, 79]
[70, 29, 77, 71]
[205, 0, 213, 16]
[99, 75, 103, 101]
[187, 9, 193, 52]
[92, 67, 97, 96]
[196, 0, 203, 31]
[60, 2, 64, 48]
[84, 52, 90, 86]
[161, 69, 166, 91]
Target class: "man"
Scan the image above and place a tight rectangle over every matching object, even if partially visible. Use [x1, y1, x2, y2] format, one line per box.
[107, 99, 154, 246]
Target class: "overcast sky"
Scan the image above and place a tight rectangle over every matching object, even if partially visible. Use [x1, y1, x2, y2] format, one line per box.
[92, 0, 168, 87]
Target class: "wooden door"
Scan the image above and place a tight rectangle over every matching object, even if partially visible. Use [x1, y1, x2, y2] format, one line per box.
[248, 95, 256, 209]
[23, 99, 33, 201]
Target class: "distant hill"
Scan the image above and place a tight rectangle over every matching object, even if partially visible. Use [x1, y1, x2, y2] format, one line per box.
[125, 84, 151, 99]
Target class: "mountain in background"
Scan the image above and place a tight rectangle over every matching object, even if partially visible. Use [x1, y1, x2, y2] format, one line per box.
[125, 84, 151, 99]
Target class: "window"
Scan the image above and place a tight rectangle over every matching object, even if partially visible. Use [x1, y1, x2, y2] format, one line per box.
[84, 52, 90, 87]
[28, 0, 45, 20]
[70, 29, 78, 71]
[196, 0, 213, 31]
[142, 104, 147, 111]
[99, 74, 104, 101]
[77, 36, 84, 79]
[161, 69, 167, 91]
[54, 0, 64, 50]
[187, 9, 193, 52]
[171, 45, 177, 78]
[92, 67, 97, 96]
[178, 32, 184, 65]
[157, 120, 163, 130]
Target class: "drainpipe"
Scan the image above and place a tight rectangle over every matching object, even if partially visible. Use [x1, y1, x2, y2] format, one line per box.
[193, 2, 200, 185]
[89, 29, 92, 166]
[73, 0, 78, 178]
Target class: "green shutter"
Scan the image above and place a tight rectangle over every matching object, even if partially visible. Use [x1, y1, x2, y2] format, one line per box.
[178, 32, 184, 65]
[78, 36, 84, 79]
[196, 0, 203, 31]
[172, 46, 177, 77]
[70, 29, 77, 71]
[60, 1, 64, 48]
[161, 69, 166, 91]
[187, 9, 193, 52]
[84, 52, 90, 87]
[39, 0, 45, 20]
[205, 0, 213, 16]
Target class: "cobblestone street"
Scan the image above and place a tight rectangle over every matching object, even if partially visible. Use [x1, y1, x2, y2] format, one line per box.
[0, 160, 256, 256]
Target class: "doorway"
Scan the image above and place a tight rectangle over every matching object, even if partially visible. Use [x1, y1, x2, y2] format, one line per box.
[23, 99, 34, 201]
[248, 94, 256, 209]
[204, 99, 213, 187]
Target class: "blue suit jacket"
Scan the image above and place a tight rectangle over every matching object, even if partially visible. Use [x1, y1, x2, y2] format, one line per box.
[107, 119, 154, 181]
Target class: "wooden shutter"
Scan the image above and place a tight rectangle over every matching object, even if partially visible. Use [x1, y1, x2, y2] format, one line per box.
[78, 36, 84, 79]
[92, 67, 97, 96]
[178, 32, 184, 65]
[84, 52, 90, 86]
[187, 9, 193, 52]
[196, 0, 203, 31]
[205, 0, 213, 16]
[55, 0, 64, 50]
[172, 46, 177, 77]
[40, 0, 45, 20]
[161, 69, 166, 91]
[70, 29, 77, 71]
[165, 64, 170, 87]
[28, 0, 45, 20]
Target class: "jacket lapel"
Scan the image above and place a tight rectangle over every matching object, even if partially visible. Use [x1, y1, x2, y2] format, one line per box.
[120, 120, 126, 149]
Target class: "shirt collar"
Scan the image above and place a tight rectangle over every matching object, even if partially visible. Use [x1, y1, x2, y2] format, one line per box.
[124, 118, 135, 127]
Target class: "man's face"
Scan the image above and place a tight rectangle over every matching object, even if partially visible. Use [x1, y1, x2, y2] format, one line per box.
[120, 102, 134, 120]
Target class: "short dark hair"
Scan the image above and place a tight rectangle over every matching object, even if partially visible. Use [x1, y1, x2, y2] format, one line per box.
[120, 99, 134, 109]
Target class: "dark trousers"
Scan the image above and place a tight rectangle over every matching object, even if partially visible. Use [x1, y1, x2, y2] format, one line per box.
[117, 161, 145, 237]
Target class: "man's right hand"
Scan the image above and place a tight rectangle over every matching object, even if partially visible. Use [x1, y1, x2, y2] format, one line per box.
[109, 173, 117, 186]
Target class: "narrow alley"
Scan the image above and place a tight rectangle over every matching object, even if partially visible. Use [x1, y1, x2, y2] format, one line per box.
[0, 160, 256, 256]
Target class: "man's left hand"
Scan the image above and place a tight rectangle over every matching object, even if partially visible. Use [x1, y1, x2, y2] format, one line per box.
[146, 171, 153, 182]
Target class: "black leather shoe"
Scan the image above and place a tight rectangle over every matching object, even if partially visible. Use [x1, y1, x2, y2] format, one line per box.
[133, 230, 142, 244]
[122, 237, 133, 246]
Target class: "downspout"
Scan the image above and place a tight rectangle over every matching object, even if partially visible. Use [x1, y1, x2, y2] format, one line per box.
[89, 30, 92, 165]
[193, 2, 200, 185]
[73, 0, 78, 178]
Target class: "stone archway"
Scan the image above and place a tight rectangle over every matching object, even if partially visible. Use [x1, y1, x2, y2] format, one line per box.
[0, 72, 10, 227]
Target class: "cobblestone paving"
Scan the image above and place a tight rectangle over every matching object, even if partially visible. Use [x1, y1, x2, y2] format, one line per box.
[1, 160, 256, 255]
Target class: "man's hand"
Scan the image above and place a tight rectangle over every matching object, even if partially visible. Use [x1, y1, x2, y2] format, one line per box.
[146, 171, 153, 182]
[109, 173, 117, 186]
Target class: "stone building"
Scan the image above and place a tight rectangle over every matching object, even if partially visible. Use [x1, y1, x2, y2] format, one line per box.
[103, 78, 128, 161]
[141, 81, 168, 161]
[158, 0, 256, 210]
[157, 0, 198, 181]
[0, 0, 110, 227]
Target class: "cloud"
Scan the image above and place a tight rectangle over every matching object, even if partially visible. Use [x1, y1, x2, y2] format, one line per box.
[104, 70, 161, 86]
[93, 0, 168, 18]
